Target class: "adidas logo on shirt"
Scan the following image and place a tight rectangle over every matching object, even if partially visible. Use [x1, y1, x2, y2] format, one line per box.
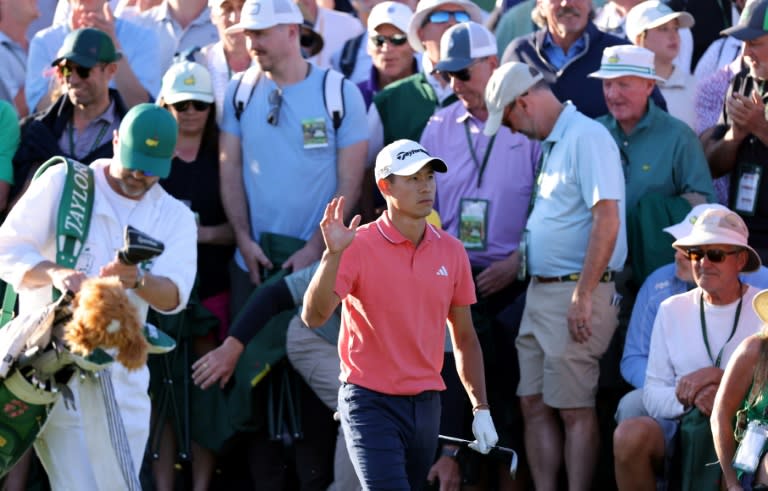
[436, 266, 448, 277]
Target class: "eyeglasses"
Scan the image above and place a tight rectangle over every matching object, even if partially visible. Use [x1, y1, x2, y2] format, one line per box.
[171, 100, 211, 112]
[684, 247, 742, 263]
[442, 58, 484, 83]
[267, 88, 282, 126]
[58, 62, 103, 79]
[370, 34, 408, 48]
[426, 10, 470, 25]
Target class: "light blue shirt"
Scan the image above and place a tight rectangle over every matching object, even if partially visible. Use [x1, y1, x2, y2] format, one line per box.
[621, 263, 768, 389]
[526, 102, 627, 275]
[26, 18, 162, 111]
[221, 64, 368, 271]
[541, 31, 586, 71]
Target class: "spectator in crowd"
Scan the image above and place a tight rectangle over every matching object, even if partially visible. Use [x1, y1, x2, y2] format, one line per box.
[500, 0, 664, 118]
[484, 60, 626, 491]
[153, 60, 233, 491]
[420, 21, 538, 489]
[367, 0, 483, 162]
[613, 208, 763, 490]
[357, 1, 417, 107]
[133, 0, 219, 75]
[27, 0, 159, 112]
[0, 102, 196, 491]
[591, 45, 714, 211]
[0, 0, 40, 116]
[0, 101, 18, 216]
[668, 0, 736, 69]
[703, 0, 768, 265]
[302, 140, 498, 490]
[624, 0, 697, 129]
[114, 0, 163, 19]
[201, 0, 250, 121]
[693, 0, 745, 83]
[13, 28, 130, 201]
[295, 0, 364, 69]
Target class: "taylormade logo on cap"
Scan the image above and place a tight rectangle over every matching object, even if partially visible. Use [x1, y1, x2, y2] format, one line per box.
[375, 139, 448, 180]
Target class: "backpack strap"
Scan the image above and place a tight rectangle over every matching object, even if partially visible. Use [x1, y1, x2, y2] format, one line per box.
[323, 68, 345, 131]
[1, 157, 95, 326]
[233, 65, 262, 121]
[338, 33, 364, 79]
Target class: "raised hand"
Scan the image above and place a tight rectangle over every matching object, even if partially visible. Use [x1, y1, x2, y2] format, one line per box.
[320, 196, 361, 255]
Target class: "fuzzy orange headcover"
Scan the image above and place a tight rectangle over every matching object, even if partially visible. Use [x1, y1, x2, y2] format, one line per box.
[63, 277, 148, 370]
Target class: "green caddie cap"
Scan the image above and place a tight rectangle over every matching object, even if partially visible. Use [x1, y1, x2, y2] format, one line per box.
[118, 104, 177, 179]
[51, 27, 122, 68]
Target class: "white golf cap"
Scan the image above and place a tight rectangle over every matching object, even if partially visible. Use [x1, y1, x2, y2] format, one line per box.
[368, 1, 413, 34]
[483, 61, 543, 137]
[375, 139, 447, 181]
[406, 0, 483, 53]
[625, 0, 694, 44]
[226, 0, 302, 33]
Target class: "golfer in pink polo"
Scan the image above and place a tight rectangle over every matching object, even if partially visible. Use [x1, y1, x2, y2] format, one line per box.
[303, 139, 498, 490]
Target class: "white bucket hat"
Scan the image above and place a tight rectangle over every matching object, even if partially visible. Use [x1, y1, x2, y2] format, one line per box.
[588, 45, 665, 81]
[672, 208, 762, 273]
[159, 61, 215, 105]
[406, 0, 483, 53]
[483, 61, 543, 137]
[375, 139, 447, 181]
[226, 0, 302, 33]
[662, 203, 730, 240]
[368, 1, 413, 34]
[625, 0, 695, 44]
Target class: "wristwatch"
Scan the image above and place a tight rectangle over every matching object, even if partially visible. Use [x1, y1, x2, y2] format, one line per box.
[133, 267, 146, 290]
[440, 446, 460, 459]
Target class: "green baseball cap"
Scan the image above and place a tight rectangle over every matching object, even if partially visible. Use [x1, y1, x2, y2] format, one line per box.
[51, 27, 122, 68]
[118, 104, 177, 179]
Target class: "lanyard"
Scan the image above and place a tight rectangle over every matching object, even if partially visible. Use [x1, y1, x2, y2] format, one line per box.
[699, 285, 743, 368]
[463, 120, 496, 188]
[69, 121, 110, 159]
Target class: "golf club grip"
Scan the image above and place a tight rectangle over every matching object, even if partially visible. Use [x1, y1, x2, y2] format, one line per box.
[438, 435, 516, 456]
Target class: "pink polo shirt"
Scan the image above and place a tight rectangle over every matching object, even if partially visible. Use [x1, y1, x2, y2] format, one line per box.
[334, 211, 477, 396]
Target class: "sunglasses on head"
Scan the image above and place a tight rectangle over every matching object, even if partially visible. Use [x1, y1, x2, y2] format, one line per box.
[58, 62, 101, 79]
[267, 88, 283, 126]
[684, 247, 742, 263]
[171, 100, 211, 112]
[370, 33, 408, 48]
[426, 10, 470, 25]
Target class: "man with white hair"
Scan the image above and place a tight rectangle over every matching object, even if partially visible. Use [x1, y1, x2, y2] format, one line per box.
[613, 208, 764, 490]
[484, 61, 626, 491]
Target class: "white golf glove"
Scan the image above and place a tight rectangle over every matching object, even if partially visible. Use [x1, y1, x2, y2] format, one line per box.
[469, 408, 498, 454]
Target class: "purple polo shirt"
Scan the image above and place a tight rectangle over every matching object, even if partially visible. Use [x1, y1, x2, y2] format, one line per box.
[420, 101, 541, 268]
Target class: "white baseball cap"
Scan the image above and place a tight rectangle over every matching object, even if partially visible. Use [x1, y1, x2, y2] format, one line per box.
[406, 0, 484, 53]
[368, 1, 413, 34]
[436, 21, 496, 72]
[588, 45, 665, 81]
[159, 61, 215, 104]
[226, 0, 302, 33]
[483, 61, 543, 137]
[375, 139, 447, 181]
[625, 0, 694, 44]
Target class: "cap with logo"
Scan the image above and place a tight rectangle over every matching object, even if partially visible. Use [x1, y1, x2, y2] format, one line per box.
[118, 104, 178, 179]
[159, 61, 215, 105]
[435, 21, 496, 73]
[483, 61, 543, 137]
[624, 0, 695, 44]
[52, 27, 122, 68]
[722, 0, 768, 40]
[407, 0, 483, 53]
[671, 208, 762, 272]
[368, 1, 413, 34]
[226, 0, 302, 33]
[588, 45, 665, 81]
[662, 203, 729, 239]
[375, 139, 448, 181]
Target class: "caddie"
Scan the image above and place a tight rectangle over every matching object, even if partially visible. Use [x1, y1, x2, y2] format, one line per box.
[0, 103, 196, 490]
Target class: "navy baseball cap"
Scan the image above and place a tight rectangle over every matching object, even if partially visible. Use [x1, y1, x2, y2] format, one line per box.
[436, 21, 497, 73]
[722, 0, 768, 41]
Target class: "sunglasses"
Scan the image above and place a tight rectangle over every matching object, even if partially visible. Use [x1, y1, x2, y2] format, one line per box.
[171, 100, 211, 112]
[370, 34, 408, 48]
[58, 62, 103, 79]
[426, 10, 470, 25]
[442, 58, 485, 82]
[684, 247, 742, 263]
[267, 88, 282, 126]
